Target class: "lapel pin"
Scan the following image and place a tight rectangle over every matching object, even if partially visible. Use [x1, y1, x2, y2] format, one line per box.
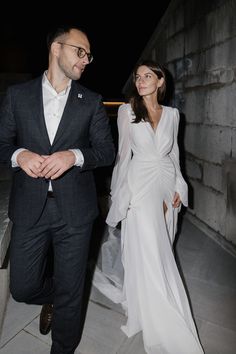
[78, 93, 83, 99]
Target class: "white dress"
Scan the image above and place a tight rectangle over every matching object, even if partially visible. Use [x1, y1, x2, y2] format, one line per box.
[93, 104, 204, 354]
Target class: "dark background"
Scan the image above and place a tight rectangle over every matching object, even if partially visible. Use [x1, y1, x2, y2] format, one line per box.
[0, 2, 171, 100]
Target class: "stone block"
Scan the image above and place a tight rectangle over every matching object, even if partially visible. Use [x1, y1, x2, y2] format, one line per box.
[209, 0, 236, 44]
[186, 158, 202, 180]
[203, 162, 223, 193]
[184, 0, 226, 28]
[185, 23, 202, 55]
[185, 68, 234, 88]
[205, 83, 236, 127]
[184, 90, 207, 124]
[205, 37, 236, 71]
[167, 32, 184, 62]
[166, 3, 184, 38]
[185, 125, 232, 164]
[190, 180, 226, 236]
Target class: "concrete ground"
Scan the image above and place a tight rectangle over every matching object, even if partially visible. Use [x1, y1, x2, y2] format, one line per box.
[0, 216, 236, 354]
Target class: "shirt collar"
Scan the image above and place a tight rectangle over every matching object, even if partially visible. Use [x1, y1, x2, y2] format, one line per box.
[42, 71, 72, 96]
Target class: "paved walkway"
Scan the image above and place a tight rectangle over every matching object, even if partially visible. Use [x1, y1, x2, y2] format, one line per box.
[0, 216, 236, 354]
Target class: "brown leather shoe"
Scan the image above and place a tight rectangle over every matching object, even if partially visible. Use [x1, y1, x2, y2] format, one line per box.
[39, 304, 53, 335]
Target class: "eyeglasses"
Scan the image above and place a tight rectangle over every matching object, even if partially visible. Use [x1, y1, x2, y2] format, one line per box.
[57, 42, 93, 63]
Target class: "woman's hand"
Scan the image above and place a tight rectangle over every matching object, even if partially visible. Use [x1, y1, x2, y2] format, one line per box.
[172, 192, 181, 208]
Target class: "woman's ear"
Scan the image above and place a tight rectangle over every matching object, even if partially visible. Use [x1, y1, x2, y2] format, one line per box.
[157, 77, 164, 89]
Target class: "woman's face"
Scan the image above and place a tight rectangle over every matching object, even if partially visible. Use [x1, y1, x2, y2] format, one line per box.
[135, 65, 162, 97]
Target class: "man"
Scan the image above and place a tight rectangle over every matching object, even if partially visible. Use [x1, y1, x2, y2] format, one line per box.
[0, 26, 115, 354]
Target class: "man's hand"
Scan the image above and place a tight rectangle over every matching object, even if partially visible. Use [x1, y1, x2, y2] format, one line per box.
[39, 151, 75, 180]
[17, 150, 46, 178]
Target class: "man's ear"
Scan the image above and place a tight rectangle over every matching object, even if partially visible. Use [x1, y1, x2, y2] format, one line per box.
[51, 42, 61, 57]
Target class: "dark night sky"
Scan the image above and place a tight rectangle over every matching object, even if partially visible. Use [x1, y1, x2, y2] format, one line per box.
[1, 2, 171, 100]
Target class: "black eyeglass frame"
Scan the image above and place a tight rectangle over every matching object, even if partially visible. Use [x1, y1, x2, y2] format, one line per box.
[57, 42, 93, 63]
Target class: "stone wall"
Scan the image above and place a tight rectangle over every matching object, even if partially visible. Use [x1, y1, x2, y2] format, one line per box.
[124, 0, 236, 245]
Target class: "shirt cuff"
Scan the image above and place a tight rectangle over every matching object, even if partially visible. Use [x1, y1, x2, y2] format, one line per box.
[69, 149, 84, 167]
[11, 148, 28, 167]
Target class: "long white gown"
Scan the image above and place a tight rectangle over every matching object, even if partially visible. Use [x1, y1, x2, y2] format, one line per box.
[93, 104, 204, 354]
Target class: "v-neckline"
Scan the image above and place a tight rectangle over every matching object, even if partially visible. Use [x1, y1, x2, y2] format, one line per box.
[149, 105, 164, 134]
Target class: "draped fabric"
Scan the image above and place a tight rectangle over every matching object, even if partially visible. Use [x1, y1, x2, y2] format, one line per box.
[93, 104, 204, 354]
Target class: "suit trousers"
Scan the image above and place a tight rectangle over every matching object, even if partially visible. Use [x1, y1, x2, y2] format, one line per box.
[10, 196, 93, 354]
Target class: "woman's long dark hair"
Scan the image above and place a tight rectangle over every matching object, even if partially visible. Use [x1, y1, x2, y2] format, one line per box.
[129, 60, 166, 124]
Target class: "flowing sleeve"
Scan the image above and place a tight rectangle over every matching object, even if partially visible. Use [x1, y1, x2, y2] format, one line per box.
[106, 104, 132, 226]
[169, 108, 188, 207]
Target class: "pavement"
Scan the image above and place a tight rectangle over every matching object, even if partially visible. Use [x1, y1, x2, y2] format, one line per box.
[0, 215, 236, 354]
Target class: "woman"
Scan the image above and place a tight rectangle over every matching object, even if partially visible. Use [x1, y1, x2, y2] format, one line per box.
[94, 60, 204, 354]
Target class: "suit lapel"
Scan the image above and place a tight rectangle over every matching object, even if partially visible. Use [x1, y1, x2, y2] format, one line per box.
[30, 77, 51, 150]
[52, 81, 85, 147]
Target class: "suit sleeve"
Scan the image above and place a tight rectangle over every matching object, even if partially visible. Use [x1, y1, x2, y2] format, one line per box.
[79, 96, 115, 170]
[169, 108, 188, 207]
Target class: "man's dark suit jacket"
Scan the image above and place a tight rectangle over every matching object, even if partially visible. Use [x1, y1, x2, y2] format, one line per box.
[0, 76, 115, 227]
